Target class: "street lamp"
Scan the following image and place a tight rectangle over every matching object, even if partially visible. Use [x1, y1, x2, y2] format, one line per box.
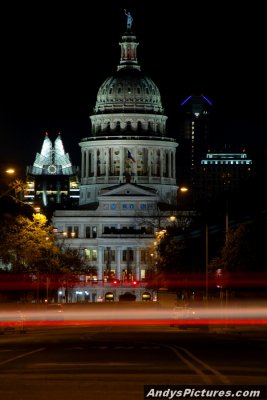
[177, 186, 189, 206]
[0, 168, 26, 201]
[0, 168, 15, 199]
[205, 223, 209, 302]
[5, 168, 15, 175]
[205, 199, 229, 303]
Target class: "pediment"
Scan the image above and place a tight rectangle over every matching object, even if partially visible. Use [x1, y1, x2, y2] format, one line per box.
[99, 183, 157, 198]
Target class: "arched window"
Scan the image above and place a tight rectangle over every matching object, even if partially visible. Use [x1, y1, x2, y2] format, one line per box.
[116, 121, 121, 132]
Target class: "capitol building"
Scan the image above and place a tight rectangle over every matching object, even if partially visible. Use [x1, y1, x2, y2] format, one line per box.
[52, 14, 178, 302]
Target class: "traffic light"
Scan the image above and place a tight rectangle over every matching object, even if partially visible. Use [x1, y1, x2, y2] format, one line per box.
[132, 280, 138, 286]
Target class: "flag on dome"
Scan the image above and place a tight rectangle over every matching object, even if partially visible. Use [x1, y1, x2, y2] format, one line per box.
[127, 150, 136, 162]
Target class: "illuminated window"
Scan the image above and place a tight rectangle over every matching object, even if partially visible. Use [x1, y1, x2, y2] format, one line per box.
[92, 226, 97, 238]
[92, 250, 97, 261]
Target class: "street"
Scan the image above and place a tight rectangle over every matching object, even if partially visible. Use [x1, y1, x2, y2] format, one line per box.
[0, 323, 266, 400]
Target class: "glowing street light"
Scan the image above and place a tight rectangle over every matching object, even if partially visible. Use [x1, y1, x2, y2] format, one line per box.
[5, 168, 15, 175]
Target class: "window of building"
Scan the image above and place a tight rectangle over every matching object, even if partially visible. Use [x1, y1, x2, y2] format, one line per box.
[73, 226, 79, 238]
[104, 249, 115, 262]
[92, 250, 97, 261]
[85, 226, 91, 238]
[111, 203, 117, 210]
[92, 226, 97, 238]
[140, 269, 146, 280]
[67, 226, 72, 238]
[140, 203, 146, 209]
[103, 226, 110, 234]
[115, 121, 121, 132]
[146, 226, 153, 234]
[122, 249, 134, 262]
[65, 226, 79, 238]
[84, 249, 97, 261]
[140, 250, 147, 263]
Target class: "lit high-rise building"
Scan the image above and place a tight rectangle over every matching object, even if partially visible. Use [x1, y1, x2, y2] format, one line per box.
[177, 95, 213, 189]
[24, 132, 80, 209]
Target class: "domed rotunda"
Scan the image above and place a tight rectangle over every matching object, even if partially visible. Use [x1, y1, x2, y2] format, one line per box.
[79, 18, 178, 205]
[52, 14, 179, 303]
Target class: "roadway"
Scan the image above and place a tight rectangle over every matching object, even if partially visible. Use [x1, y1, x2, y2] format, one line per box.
[0, 324, 266, 400]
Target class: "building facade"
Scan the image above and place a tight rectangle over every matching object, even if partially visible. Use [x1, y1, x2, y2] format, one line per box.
[24, 132, 80, 210]
[177, 95, 213, 189]
[194, 150, 253, 202]
[52, 17, 178, 302]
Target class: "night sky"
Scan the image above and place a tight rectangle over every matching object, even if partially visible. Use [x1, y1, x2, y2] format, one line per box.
[1, 1, 267, 175]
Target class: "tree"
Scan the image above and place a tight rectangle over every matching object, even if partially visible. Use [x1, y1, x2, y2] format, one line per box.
[209, 221, 267, 296]
[56, 247, 88, 303]
[0, 213, 59, 301]
[0, 212, 87, 302]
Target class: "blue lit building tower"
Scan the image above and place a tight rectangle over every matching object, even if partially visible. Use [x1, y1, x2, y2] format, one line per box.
[177, 95, 213, 189]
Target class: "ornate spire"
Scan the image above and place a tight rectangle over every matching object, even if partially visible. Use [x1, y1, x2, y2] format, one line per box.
[118, 11, 140, 71]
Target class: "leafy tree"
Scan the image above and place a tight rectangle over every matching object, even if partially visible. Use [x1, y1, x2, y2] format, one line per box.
[209, 221, 267, 296]
[152, 220, 205, 293]
[0, 214, 57, 271]
[56, 247, 88, 303]
[0, 213, 87, 302]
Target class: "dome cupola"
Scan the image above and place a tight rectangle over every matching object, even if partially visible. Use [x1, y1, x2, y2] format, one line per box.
[79, 12, 178, 206]
[90, 14, 167, 137]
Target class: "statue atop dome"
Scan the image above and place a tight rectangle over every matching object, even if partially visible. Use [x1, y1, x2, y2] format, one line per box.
[124, 9, 133, 30]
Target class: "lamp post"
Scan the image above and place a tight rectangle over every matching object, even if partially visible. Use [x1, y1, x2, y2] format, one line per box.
[177, 186, 189, 210]
[205, 223, 209, 302]
[0, 168, 26, 201]
[0, 168, 15, 199]
[177, 185, 190, 224]
[225, 199, 229, 242]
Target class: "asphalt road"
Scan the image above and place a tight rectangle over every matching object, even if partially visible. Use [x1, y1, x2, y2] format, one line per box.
[0, 324, 266, 400]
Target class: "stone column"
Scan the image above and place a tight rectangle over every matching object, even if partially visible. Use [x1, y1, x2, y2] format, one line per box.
[135, 248, 140, 281]
[160, 149, 163, 178]
[168, 150, 172, 178]
[93, 148, 97, 178]
[106, 147, 109, 181]
[116, 247, 121, 279]
[97, 247, 103, 281]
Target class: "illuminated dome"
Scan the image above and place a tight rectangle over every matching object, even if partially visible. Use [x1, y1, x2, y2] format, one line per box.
[94, 69, 164, 114]
[90, 29, 167, 137]
[79, 19, 178, 207]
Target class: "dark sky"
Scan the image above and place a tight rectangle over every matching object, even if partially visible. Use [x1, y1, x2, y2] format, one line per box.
[1, 0, 267, 175]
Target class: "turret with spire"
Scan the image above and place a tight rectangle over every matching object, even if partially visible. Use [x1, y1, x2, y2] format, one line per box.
[118, 11, 140, 71]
